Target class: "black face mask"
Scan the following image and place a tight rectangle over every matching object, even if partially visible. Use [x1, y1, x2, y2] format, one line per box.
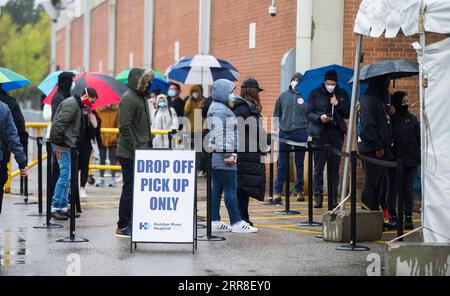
[400, 105, 409, 113]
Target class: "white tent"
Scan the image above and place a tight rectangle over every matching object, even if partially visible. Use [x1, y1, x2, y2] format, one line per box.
[345, 0, 450, 243]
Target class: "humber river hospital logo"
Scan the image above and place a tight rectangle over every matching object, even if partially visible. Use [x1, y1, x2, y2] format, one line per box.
[139, 222, 152, 231]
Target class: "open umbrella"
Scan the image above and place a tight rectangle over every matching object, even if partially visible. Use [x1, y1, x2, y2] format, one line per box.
[38, 70, 78, 96]
[116, 68, 166, 84]
[351, 59, 419, 82]
[166, 55, 240, 85]
[296, 64, 368, 101]
[0, 67, 32, 91]
[44, 72, 127, 110]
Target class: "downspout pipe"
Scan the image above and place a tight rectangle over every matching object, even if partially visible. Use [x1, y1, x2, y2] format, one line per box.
[296, 0, 313, 73]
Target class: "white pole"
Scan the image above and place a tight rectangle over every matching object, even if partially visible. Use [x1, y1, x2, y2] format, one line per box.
[50, 21, 57, 72]
[108, 0, 117, 76]
[340, 33, 363, 210]
[199, 0, 211, 95]
[296, 0, 312, 73]
[143, 0, 154, 69]
[83, 0, 91, 72]
[65, 16, 72, 70]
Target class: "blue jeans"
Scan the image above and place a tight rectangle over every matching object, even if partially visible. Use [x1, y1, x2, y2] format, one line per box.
[52, 152, 71, 211]
[212, 169, 242, 226]
[275, 130, 308, 194]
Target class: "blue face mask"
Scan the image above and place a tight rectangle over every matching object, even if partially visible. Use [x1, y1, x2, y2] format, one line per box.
[168, 90, 177, 97]
[158, 102, 168, 108]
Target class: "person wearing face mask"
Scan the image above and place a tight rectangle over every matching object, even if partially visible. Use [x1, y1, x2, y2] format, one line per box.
[184, 85, 207, 176]
[273, 72, 309, 203]
[358, 75, 393, 212]
[49, 87, 98, 221]
[168, 83, 185, 120]
[151, 94, 179, 149]
[116, 68, 154, 238]
[207, 79, 258, 234]
[306, 70, 350, 208]
[385, 91, 420, 230]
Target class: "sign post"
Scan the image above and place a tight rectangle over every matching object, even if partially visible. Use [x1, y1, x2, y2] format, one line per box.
[132, 150, 197, 253]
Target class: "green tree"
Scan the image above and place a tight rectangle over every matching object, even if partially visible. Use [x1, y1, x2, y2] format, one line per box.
[0, 13, 18, 66]
[1, 10, 50, 107]
[2, 0, 42, 29]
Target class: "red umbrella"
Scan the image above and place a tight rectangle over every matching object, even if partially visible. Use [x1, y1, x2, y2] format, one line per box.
[43, 72, 127, 110]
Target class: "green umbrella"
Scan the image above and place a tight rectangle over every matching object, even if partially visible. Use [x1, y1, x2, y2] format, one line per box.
[0, 67, 32, 91]
[115, 68, 167, 84]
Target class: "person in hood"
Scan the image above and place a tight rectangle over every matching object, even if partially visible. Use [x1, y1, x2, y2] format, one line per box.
[386, 91, 420, 230]
[207, 79, 258, 234]
[52, 72, 76, 119]
[306, 70, 350, 208]
[233, 78, 267, 226]
[151, 94, 179, 148]
[116, 68, 154, 238]
[50, 87, 98, 221]
[358, 75, 392, 211]
[0, 85, 29, 202]
[0, 102, 28, 215]
[273, 72, 308, 203]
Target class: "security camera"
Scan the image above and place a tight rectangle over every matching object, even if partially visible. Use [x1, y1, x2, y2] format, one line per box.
[268, 4, 277, 17]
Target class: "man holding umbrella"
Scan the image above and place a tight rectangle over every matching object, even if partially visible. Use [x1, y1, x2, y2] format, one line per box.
[306, 70, 350, 209]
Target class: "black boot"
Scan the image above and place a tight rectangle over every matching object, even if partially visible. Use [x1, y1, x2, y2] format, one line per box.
[314, 196, 323, 209]
[385, 214, 398, 230]
[405, 216, 414, 230]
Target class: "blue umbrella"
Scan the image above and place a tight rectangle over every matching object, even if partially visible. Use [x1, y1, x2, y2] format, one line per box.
[148, 76, 170, 94]
[296, 64, 368, 101]
[38, 70, 78, 95]
[166, 55, 240, 85]
[0, 67, 32, 92]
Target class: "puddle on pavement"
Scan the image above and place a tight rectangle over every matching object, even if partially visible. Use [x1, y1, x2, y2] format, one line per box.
[0, 227, 27, 266]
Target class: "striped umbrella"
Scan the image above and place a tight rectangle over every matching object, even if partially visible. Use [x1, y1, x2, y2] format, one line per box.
[44, 72, 127, 110]
[0, 67, 32, 91]
[38, 70, 78, 96]
[166, 55, 240, 85]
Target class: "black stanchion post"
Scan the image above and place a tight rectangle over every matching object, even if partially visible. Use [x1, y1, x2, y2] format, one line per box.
[56, 147, 88, 243]
[15, 141, 37, 205]
[198, 152, 225, 242]
[336, 151, 370, 252]
[397, 159, 404, 241]
[28, 137, 45, 217]
[34, 141, 63, 229]
[276, 149, 301, 215]
[262, 134, 279, 205]
[299, 142, 322, 227]
[326, 145, 334, 211]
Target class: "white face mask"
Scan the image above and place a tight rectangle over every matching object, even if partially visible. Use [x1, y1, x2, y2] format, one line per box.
[192, 92, 200, 99]
[291, 81, 298, 90]
[325, 84, 336, 94]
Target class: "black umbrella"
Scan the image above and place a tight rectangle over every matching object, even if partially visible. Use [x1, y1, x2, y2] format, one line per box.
[350, 59, 419, 82]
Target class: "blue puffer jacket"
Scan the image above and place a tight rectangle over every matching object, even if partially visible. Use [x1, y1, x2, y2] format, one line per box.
[207, 79, 238, 171]
[0, 101, 27, 169]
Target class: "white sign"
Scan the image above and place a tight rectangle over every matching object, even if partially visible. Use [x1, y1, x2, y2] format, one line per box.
[132, 150, 196, 243]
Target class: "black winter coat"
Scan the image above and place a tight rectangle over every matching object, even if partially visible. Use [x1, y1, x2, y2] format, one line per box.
[306, 85, 350, 139]
[233, 98, 267, 201]
[358, 92, 392, 157]
[391, 112, 420, 167]
[0, 91, 28, 152]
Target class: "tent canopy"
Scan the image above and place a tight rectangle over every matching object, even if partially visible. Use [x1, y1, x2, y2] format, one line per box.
[354, 0, 450, 37]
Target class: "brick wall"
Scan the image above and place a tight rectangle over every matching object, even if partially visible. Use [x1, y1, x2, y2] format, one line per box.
[56, 28, 66, 70]
[70, 16, 84, 71]
[115, 0, 145, 74]
[210, 0, 297, 120]
[153, 0, 199, 96]
[90, 1, 109, 73]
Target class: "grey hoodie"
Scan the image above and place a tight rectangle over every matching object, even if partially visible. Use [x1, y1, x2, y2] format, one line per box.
[273, 87, 309, 133]
[207, 79, 237, 171]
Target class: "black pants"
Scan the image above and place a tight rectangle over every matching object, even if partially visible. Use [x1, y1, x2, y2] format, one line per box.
[312, 134, 344, 203]
[78, 147, 92, 188]
[387, 166, 417, 217]
[0, 161, 7, 215]
[99, 146, 117, 178]
[117, 157, 134, 229]
[237, 189, 250, 222]
[361, 152, 386, 211]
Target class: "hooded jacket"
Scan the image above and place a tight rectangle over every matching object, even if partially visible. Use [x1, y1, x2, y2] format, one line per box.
[184, 85, 205, 133]
[50, 96, 82, 148]
[207, 79, 238, 171]
[0, 89, 28, 153]
[273, 87, 308, 133]
[151, 96, 178, 149]
[0, 101, 27, 169]
[52, 72, 75, 119]
[117, 68, 154, 160]
[96, 105, 119, 147]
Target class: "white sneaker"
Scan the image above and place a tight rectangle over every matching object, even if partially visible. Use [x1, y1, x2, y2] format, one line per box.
[79, 188, 88, 198]
[232, 221, 258, 234]
[211, 221, 232, 233]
